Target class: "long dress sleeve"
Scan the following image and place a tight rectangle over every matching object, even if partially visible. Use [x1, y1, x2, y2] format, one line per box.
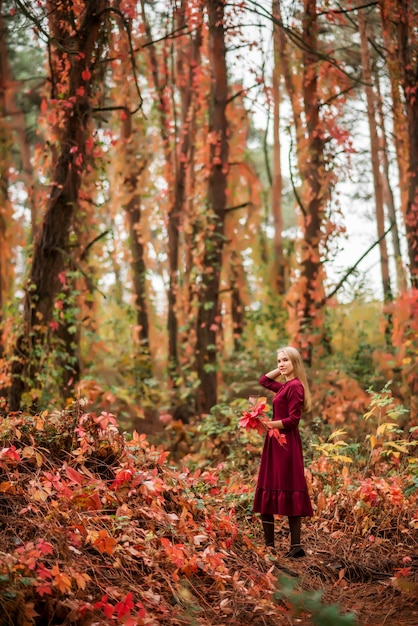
[280, 382, 304, 430]
[259, 374, 283, 393]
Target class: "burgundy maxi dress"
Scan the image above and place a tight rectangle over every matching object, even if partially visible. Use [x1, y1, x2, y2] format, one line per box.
[253, 374, 313, 517]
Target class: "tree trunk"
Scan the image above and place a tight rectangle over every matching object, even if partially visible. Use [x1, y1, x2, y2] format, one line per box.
[296, 0, 327, 365]
[9, 0, 109, 411]
[121, 107, 152, 385]
[379, 0, 418, 287]
[0, 17, 13, 360]
[271, 0, 285, 295]
[0, 160, 12, 361]
[168, 1, 203, 374]
[195, 0, 229, 412]
[0, 7, 36, 239]
[375, 69, 407, 293]
[358, 8, 392, 304]
[140, 0, 181, 371]
[396, 0, 418, 287]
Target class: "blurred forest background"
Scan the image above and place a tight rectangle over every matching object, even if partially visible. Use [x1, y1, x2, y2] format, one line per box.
[0, 1, 417, 625]
[0, 0, 417, 426]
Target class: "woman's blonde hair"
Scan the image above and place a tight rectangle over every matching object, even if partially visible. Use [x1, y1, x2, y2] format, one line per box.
[277, 346, 312, 412]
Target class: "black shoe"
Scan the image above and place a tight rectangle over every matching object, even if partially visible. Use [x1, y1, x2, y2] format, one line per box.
[285, 545, 306, 559]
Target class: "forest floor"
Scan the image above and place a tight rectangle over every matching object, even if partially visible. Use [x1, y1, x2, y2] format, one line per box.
[249, 519, 418, 626]
[0, 408, 417, 626]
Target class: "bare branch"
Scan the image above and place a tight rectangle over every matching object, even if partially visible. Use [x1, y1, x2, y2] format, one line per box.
[224, 202, 252, 213]
[322, 220, 395, 305]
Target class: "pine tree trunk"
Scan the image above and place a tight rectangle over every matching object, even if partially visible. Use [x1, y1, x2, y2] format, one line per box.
[168, 2, 203, 374]
[271, 0, 285, 294]
[297, 0, 327, 365]
[379, 0, 418, 286]
[358, 8, 392, 304]
[375, 70, 407, 293]
[195, 0, 229, 412]
[121, 112, 151, 357]
[0, 8, 36, 238]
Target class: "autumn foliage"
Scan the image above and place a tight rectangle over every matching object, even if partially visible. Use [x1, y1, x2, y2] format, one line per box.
[0, 390, 417, 625]
[0, 0, 417, 624]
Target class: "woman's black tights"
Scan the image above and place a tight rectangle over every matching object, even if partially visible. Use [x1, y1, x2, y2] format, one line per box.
[261, 514, 302, 547]
[261, 514, 275, 546]
[288, 515, 301, 546]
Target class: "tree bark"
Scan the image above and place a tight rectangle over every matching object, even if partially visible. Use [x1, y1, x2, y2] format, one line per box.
[358, 7, 392, 304]
[9, 0, 109, 411]
[296, 0, 327, 365]
[195, 0, 229, 412]
[121, 108, 151, 374]
[379, 0, 418, 287]
[271, 0, 285, 295]
[0, 14, 13, 359]
[0, 7, 36, 238]
[168, 1, 203, 374]
[375, 69, 407, 293]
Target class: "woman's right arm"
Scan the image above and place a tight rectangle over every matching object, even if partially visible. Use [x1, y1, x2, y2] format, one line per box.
[264, 367, 281, 380]
[259, 370, 282, 392]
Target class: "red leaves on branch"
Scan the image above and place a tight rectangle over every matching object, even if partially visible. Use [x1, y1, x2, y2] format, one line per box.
[239, 397, 286, 444]
[268, 428, 287, 445]
[238, 397, 269, 434]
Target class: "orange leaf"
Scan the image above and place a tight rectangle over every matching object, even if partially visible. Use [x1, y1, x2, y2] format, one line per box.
[51, 565, 72, 593]
[93, 530, 117, 555]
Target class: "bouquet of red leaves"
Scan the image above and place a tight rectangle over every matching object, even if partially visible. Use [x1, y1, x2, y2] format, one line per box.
[238, 396, 287, 445]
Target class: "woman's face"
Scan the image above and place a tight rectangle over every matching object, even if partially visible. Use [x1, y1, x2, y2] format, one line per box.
[277, 350, 295, 379]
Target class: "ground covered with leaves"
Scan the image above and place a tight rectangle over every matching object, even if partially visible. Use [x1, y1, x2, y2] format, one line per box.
[0, 402, 417, 626]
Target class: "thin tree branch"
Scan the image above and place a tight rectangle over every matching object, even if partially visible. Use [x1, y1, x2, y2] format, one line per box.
[318, 84, 357, 108]
[231, 0, 368, 87]
[80, 229, 111, 261]
[95, 7, 143, 111]
[321, 220, 395, 305]
[226, 82, 260, 104]
[224, 202, 252, 213]
[317, 2, 378, 16]
[92, 104, 142, 115]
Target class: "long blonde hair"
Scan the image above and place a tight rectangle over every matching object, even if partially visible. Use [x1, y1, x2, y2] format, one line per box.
[277, 346, 312, 412]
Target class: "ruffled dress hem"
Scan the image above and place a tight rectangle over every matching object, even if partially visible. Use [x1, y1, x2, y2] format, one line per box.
[253, 487, 313, 517]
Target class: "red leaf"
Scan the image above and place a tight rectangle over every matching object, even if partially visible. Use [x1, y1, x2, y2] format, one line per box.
[81, 68, 91, 81]
[65, 466, 85, 485]
[115, 592, 134, 618]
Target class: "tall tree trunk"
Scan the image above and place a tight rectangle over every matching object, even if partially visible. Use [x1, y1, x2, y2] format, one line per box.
[0, 154, 12, 361]
[396, 0, 418, 288]
[358, 8, 392, 304]
[9, 0, 109, 411]
[195, 0, 229, 412]
[379, 0, 418, 287]
[276, 0, 330, 364]
[168, 1, 203, 375]
[375, 70, 407, 293]
[271, 0, 285, 295]
[296, 0, 328, 365]
[140, 0, 182, 372]
[121, 109, 152, 389]
[0, 18, 13, 359]
[0, 7, 36, 239]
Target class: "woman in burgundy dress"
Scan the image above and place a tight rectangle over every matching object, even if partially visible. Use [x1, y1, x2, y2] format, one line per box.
[253, 346, 313, 558]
